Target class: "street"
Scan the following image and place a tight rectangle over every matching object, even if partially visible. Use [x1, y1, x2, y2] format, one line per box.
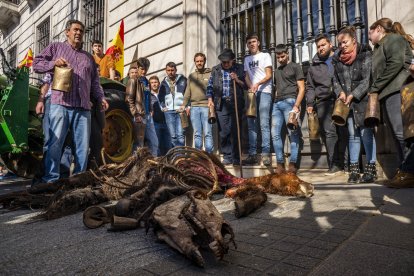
[1, 170, 414, 275]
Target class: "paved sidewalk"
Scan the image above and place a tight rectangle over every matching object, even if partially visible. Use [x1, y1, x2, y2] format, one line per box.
[0, 170, 413, 275]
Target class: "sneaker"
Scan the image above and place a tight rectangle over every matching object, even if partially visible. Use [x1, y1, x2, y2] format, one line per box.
[324, 165, 342, 176]
[262, 155, 271, 166]
[242, 155, 258, 165]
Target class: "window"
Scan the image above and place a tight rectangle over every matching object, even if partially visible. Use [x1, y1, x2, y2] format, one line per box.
[7, 45, 17, 68]
[37, 17, 50, 53]
[83, 0, 105, 52]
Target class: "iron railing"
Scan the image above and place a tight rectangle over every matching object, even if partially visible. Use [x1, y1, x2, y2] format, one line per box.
[220, 0, 366, 65]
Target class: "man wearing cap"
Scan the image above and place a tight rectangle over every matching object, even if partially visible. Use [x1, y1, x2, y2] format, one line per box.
[206, 48, 245, 165]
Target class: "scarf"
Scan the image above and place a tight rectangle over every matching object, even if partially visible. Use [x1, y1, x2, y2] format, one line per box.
[339, 46, 357, 65]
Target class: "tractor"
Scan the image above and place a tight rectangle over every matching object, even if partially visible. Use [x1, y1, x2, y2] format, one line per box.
[0, 48, 134, 178]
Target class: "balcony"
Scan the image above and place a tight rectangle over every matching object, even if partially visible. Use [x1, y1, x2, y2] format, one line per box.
[0, 0, 20, 35]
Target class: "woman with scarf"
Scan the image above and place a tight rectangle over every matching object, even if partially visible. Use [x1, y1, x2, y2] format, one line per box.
[332, 26, 377, 184]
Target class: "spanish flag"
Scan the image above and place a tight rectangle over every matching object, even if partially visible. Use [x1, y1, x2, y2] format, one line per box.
[18, 48, 33, 68]
[105, 19, 124, 78]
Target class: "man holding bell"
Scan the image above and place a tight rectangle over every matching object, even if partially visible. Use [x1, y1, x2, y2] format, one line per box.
[33, 19, 109, 184]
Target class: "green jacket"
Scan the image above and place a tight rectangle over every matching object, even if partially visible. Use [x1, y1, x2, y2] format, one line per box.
[182, 68, 211, 107]
[370, 33, 413, 100]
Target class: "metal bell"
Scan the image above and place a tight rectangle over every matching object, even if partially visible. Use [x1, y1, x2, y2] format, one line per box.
[52, 66, 73, 93]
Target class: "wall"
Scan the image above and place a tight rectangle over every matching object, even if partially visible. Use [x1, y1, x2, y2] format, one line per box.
[107, 0, 218, 78]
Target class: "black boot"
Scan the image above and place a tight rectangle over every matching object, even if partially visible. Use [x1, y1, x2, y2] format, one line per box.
[348, 163, 360, 183]
[360, 163, 377, 183]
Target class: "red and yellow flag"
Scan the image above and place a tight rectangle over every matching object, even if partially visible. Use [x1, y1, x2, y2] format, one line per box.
[18, 48, 33, 68]
[105, 19, 124, 78]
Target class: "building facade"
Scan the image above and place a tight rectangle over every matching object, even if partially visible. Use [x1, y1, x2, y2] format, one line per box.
[1, 0, 413, 77]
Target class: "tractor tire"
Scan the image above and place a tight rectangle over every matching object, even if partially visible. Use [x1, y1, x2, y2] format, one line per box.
[101, 88, 134, 163]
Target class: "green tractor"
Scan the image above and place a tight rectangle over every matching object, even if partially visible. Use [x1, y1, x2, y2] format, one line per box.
[0, 48, 134, 178]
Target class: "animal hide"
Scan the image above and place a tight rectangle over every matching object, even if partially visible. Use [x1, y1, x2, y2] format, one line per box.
[150, 190, 236, 267]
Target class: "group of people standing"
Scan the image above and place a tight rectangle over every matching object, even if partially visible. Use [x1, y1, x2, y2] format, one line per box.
[31, 17, 414, 189]
[299, 18, 413, 188]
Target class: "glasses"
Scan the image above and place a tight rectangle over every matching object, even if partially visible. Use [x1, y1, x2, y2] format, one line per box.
[221, 60, 232, 64]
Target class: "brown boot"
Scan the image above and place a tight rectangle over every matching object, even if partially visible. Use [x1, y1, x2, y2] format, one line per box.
[288, 162, 297, 174]
[275, 163, 286, 174]
[385, 171, 414, 188]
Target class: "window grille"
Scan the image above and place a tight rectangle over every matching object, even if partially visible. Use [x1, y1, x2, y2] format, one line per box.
[83, 0, 105, 52]
[37, 17, 50, 53]
[220, 0, 367, 65]
[7, 45, 17, 68]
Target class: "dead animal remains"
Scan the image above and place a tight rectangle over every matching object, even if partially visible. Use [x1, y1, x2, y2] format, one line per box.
[0, 147, 313, 266]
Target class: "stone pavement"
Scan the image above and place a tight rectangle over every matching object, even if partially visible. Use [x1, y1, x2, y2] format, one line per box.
[0, 170, 413, 275]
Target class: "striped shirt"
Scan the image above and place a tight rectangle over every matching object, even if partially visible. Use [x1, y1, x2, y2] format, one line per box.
[33, 41, 104, 110]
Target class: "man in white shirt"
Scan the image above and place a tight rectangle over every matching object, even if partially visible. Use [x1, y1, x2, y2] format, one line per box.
[243, 33, 273, 166]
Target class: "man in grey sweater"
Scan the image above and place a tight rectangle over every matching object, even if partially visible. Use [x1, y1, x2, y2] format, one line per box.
[181, 53, 213, 153]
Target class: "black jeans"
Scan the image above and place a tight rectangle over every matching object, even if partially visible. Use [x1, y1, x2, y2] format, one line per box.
[216, 101, 242, 162]
[382, 92, 414, 173]
[315, 98, 346, 168]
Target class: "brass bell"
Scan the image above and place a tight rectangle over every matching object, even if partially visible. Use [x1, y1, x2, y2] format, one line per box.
[307, 111, 320, 140]
[287, 110, 299, 130]
[364, 93, 380, 127]
[109, 215, 138, 231]
[133, 121, 145, 146]
[179, 110, 189, 129]
[208, 105, 216, 124]
[332, 99, 350, 126]
[246, 91, 257, 117]
[52, 66, 73, 93]
[401, 81, 414, 143]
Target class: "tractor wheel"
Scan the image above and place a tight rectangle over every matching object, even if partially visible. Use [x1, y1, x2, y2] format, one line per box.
[102, 88, 134, 163]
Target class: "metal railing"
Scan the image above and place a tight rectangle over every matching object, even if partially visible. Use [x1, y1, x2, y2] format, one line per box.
[220, 0, 366, 65]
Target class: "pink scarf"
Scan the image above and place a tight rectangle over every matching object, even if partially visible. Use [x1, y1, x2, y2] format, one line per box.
[340, 46, 357, 65]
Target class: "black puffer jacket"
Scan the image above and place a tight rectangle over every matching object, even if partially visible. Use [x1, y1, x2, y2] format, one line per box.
[332, 43, 372, 127]
[306, 53, 335, 107]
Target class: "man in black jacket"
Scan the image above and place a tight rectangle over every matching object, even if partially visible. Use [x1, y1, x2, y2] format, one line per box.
[306, 34, 345, 175]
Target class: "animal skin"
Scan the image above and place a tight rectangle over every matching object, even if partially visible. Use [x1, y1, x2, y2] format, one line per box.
[226, 172, 314, 198]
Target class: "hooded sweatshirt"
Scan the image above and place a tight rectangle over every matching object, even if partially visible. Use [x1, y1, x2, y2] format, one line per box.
[182, 68, 212, 107]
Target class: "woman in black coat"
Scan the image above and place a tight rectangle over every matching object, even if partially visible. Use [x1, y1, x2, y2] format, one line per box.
[332, 26, 377, 183]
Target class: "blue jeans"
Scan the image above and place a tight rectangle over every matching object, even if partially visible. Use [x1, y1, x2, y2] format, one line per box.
[144, 114, 159, 156]
[247, 91, 272, 155]
[43, 104, 91, 183]
[190, 106, 213, 153]
[42, 98, 72, 178]
[347, 113, 376, 164]
[164, 111, 185, 147]
[271, 98, 300, 163]
[154, 122, 172, 156]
